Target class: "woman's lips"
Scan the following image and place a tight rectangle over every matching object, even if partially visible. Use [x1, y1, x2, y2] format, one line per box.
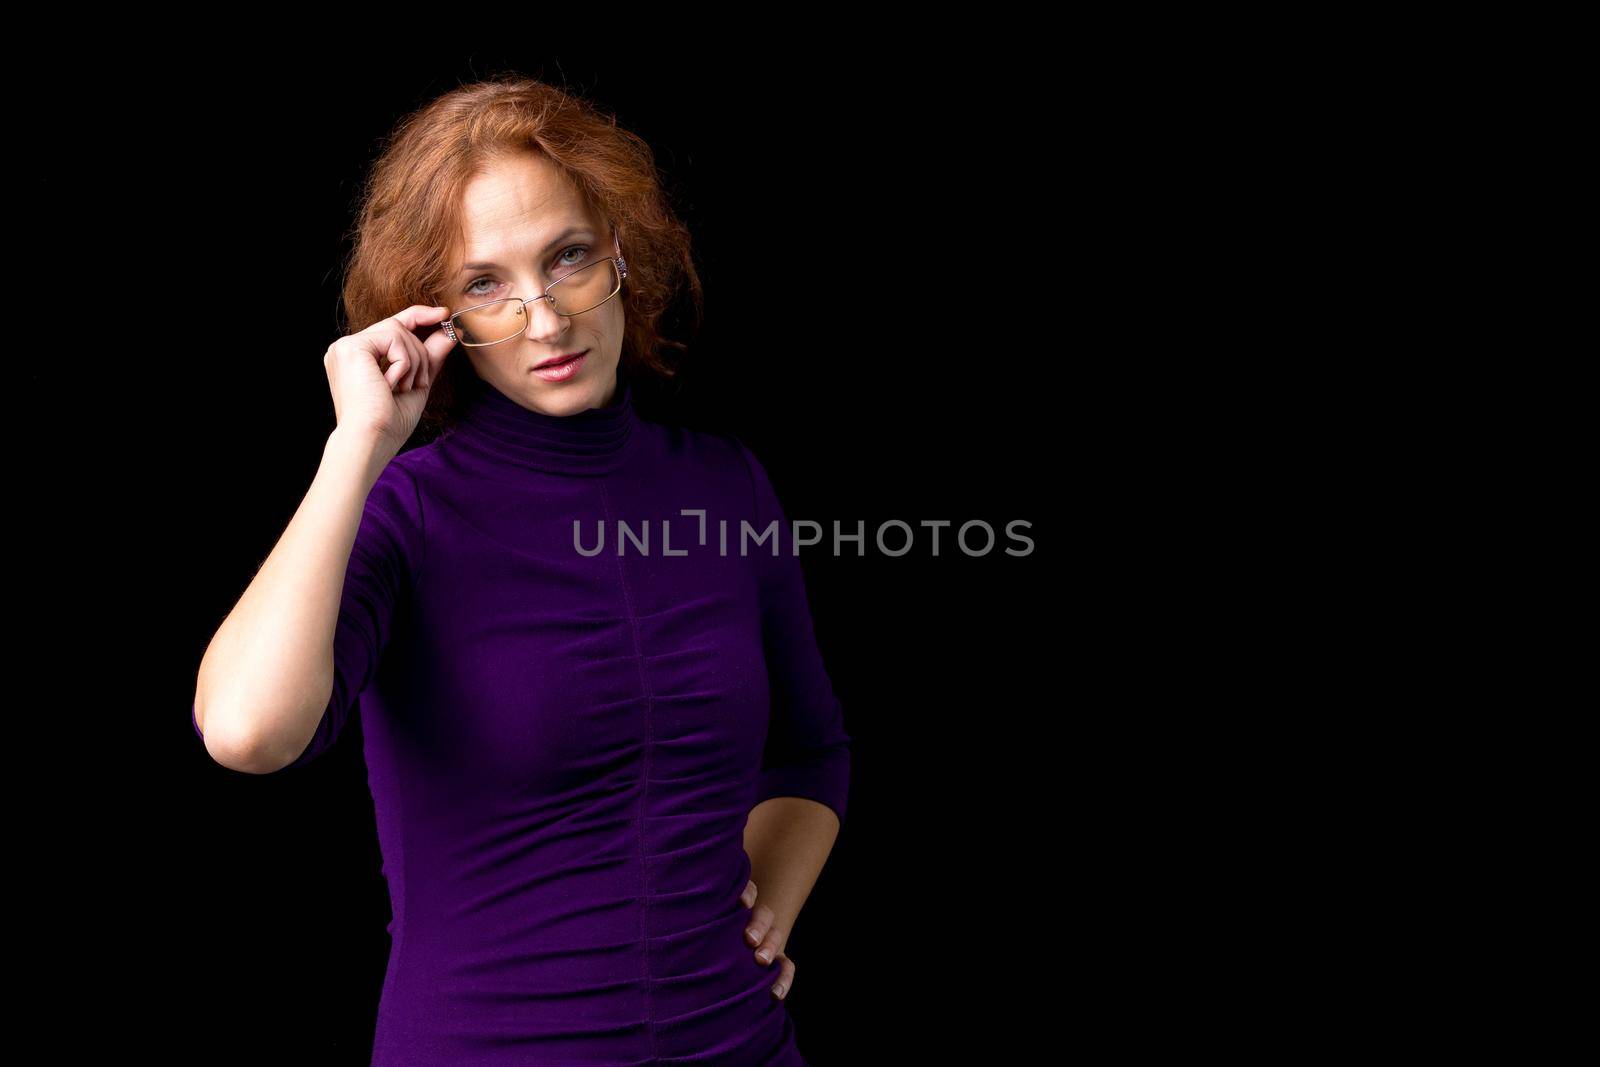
[534, 349, 586, 368]
[531, 349, 589, 381]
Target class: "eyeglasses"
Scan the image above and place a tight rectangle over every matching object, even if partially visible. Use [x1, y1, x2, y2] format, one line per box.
[441, 230, 628, 348]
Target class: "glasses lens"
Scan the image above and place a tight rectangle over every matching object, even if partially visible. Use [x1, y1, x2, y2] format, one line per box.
[548, 260, 621, 317]
[454, 299, 526, 346]
[452, 261, 621, 345]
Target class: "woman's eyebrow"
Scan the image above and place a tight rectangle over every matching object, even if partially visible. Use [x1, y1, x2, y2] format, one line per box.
[458, 225, 595, 274]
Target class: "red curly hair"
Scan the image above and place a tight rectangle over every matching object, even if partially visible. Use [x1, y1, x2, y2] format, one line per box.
[337, 74, 703, 437]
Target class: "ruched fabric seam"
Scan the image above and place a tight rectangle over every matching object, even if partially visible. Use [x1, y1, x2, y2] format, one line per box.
[601, 479, 660, 1063]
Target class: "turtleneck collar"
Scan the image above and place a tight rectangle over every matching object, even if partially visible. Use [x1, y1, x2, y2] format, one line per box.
[452, 368, 638, 476]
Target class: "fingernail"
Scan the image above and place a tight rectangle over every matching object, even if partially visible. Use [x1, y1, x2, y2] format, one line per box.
[772, 984, 785, 997]
[747, 927, 759, 941]
[756, 949, 772, 963]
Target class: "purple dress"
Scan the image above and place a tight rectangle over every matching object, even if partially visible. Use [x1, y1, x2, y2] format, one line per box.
[192, 370, 850, 1065]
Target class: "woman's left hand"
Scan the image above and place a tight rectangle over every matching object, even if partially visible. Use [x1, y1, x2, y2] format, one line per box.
[741, 879, 795, 999]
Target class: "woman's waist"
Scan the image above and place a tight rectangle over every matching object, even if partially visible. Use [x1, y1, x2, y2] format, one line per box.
[380, 884, 784, 1049]
[396, 834, 755, 960]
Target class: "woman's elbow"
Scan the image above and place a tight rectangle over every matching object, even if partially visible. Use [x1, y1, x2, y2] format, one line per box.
[199, 719, 272, 773]
[194, 698, 298, 775]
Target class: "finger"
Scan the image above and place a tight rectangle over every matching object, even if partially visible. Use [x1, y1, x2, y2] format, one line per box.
[383, 324, 428, 393]
[400, 329, 423, 392]
[413, 309, 457, 390]
[740, 881, 757, 909]
[770, 954, 795, 999]
[746, 903, 775, 947]
[423, 307, 459, 364]
[385, 353, 409, 390]
[378, 306, 450, 390]
[420, 330, 434, 389]
[388, 303, 453, 335]
[754, 922, 787, 966]
[369, 329, 413, 390]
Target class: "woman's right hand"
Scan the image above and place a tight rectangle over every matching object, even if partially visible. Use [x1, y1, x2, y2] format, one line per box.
[324, 304, 459, 457]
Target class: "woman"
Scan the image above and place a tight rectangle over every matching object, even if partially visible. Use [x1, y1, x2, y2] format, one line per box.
[190, 76, 850, 1066]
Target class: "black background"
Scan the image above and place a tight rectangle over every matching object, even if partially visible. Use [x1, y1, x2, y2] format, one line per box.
[23, 47, 1090, 1062]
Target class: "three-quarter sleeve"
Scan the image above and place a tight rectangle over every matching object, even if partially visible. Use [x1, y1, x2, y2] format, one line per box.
[190, 457, 425, 771]
[735, 438, 852, 825]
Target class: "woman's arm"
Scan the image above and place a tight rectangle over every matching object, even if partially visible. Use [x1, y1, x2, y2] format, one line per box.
[732, 436, 852, 980]
[743, 797, 840, 934]
[193, 427, 394, 773]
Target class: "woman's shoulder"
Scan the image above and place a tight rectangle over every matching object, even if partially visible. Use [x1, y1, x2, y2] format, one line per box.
[385, 431, 481, 493]
[636, 414, 753, 471]
[366, 436, 456, 525]
[633, 416, 768, 512]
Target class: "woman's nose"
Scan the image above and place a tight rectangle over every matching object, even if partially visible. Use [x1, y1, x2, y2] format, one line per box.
[522, 295, 568, 340]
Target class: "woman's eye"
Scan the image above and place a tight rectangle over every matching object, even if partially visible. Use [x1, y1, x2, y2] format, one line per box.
[463, 246, 592, 298]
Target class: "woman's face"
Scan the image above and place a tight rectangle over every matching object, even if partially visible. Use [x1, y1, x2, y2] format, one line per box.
[444, 151, 626, 414]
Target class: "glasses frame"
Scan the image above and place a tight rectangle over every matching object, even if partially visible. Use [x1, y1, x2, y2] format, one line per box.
[442, 229, 628, 348]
